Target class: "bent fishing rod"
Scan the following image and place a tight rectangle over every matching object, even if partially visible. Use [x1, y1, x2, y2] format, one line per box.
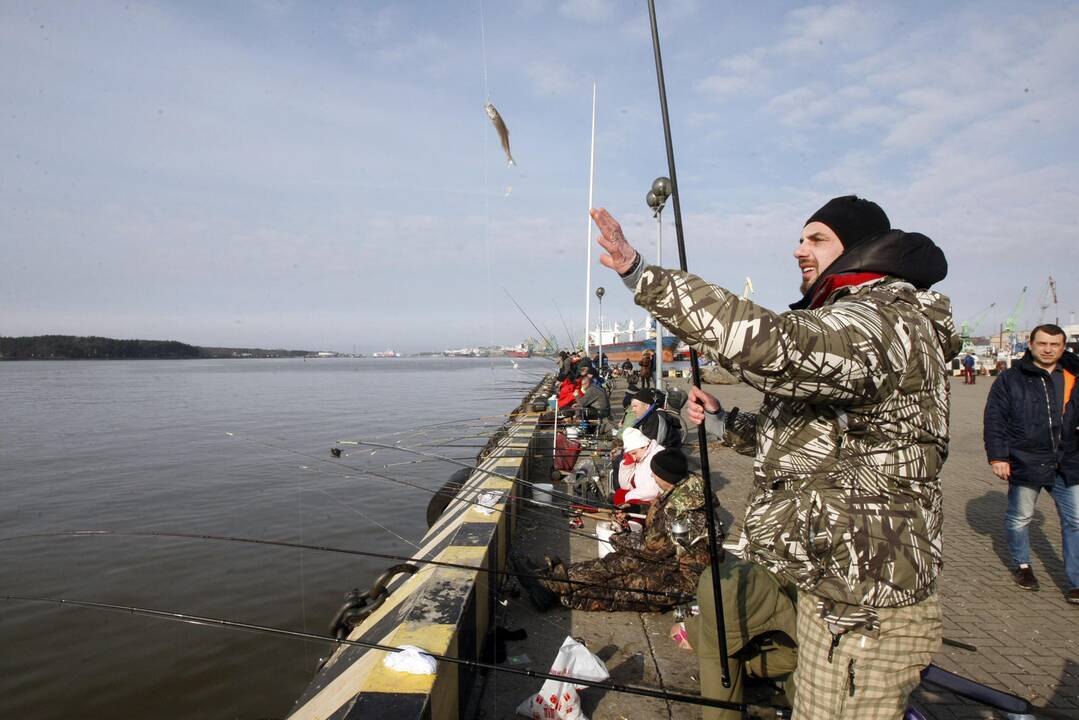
[647, 0, 730, 686]
[0, 594, 778, 715]
[0, 530, 693, 602]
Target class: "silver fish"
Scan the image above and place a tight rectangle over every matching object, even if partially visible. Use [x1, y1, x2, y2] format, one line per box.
[484, 102, 516, 167]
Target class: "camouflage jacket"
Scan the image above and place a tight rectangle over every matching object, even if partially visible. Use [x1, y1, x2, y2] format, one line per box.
[632, 266, 960, 629]
[611, 472, 713, 565]
[549, 472, 716, 612]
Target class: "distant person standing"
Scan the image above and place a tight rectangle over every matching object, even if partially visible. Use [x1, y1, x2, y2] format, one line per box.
[962, 352, 976, 384]
[984, 324, 1079, 603]
[639, 349, 654, 388]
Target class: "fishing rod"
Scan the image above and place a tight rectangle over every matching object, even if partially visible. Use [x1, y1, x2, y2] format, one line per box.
[1, 594, 777, 715]
[338, 439, 620, 511]
[0, 530, 693, 602]
[297, 461, 618, 547]
[553, 299, 577, 350]
[647, 0, 730, 687]
[501, 286, 556, 352]
[233, 432, 623, 547]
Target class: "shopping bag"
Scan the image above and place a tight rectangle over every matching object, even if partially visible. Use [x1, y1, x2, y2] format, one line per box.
[515, 636, 609, 720]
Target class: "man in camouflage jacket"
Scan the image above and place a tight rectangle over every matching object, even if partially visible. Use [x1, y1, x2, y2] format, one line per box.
[591, 196, 961, 719]
[538, 449, 717, 612]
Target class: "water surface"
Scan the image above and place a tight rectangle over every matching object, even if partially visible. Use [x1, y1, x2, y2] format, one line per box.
[0, 357, 547, 719]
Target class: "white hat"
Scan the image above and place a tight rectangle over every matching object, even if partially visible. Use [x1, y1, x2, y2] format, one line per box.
[622, 427, 649, 452]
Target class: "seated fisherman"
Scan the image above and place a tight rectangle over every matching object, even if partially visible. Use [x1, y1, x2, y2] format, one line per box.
[673, 558, 799, 720]
[573, 374, 610, 421]
[630, 388, 684, 448]
[615, 427, 663, 506]
[519, 449, 717, 612]
[556, 375, 580, 412]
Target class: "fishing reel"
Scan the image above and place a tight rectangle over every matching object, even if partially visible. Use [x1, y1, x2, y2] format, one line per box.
[670, 518, 691, 555]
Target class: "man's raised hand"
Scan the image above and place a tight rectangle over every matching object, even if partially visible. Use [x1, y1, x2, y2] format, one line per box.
[590, 207, 639, 275]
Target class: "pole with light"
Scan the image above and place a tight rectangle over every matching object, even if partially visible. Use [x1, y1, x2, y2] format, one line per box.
[646, 177, 671, 390]
[595, 286, 605, 377]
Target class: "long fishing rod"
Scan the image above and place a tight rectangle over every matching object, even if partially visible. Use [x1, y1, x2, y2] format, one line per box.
[338, 439, 619, 511]
[231, 432, 621, 547]
[1, 594, 776, 714]
[369, 413, 514, 442]
[0, 530, 693, 602]
[501, 286, 556, 351]
[553, 299, 576, 350]
[299, 462, 617, 547]
[647, 0, 730, 687]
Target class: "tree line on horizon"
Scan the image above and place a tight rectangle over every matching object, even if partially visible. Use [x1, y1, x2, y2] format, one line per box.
[0, 335, 309, 360]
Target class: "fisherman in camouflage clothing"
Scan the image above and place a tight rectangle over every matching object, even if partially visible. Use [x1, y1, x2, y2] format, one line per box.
[522, 449, 718, 612]
[590, 196, 961, 719]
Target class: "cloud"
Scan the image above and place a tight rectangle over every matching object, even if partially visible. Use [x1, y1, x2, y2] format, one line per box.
[526, 60, 578, 96]
[558, 0, 616, 23]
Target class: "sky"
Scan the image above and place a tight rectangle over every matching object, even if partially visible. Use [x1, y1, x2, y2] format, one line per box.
[2, 0, 1077, 353]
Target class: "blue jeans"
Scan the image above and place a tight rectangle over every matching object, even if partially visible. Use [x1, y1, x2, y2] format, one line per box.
[1005, 475, 1079, 588]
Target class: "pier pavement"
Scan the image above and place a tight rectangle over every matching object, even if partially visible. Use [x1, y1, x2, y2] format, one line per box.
[472, 377, 1077, 719]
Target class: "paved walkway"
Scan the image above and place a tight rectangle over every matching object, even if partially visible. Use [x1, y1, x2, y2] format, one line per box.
[476, 376, 1077, 719]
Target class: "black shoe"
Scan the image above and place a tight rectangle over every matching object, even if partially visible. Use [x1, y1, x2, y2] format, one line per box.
[1067, 588, 1079, 605]
[510, 556, 557, 612]
[1012, 565, 1039, 591]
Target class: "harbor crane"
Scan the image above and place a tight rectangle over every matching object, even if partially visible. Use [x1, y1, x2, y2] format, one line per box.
[1003, 286, 1029, 354]
[959, 302, 996, 351]
[1036, 275, 1059, 325]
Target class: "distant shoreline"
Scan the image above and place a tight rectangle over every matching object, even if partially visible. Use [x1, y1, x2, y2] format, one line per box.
[0, 335, 312, 361]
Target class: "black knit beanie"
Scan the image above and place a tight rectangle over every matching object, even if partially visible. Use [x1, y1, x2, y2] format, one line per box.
[650, 449, 688, 485]
[632, 388, 657, 406]
[804, 195, 890, 251]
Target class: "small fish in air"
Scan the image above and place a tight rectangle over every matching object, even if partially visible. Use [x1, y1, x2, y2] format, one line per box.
[484, 102, 516, 167]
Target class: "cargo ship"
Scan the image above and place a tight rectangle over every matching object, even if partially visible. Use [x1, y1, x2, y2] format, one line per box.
[502, 343, 532, 358]
[587, 318, 679, 363]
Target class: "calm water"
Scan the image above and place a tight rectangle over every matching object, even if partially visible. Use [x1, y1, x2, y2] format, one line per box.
[0, 357, 548, 719]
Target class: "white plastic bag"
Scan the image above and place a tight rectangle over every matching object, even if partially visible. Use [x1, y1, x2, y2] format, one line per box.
[382, 645, 437, 675]
[515, 636, 610, 720]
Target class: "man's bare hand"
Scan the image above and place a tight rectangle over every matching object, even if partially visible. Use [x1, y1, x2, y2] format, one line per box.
[990, 460, 1011, 481]
[686, 386, 721, 426]
[590, 207, 639, 274]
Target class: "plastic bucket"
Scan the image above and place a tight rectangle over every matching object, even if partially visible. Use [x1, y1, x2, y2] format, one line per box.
[596, 521, 616, 558]
[532, 483, 554, 505]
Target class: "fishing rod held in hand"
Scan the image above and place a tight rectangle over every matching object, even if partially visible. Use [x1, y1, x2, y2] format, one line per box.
[647, 0, 730, 687]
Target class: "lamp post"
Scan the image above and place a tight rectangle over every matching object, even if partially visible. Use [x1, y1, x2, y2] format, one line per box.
[646, 176, 671, 391]
[595, 286, 605, 378]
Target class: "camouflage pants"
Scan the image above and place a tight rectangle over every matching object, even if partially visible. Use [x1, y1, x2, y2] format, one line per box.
[543, 553, 693, 612]
[792, 591, 941, 719]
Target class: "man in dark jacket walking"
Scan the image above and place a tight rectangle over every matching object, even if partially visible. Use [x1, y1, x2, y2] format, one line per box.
[984, 324, 1079, 603]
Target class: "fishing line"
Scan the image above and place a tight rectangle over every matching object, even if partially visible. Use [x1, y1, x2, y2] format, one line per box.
[298, 462, 311, 666]
[0, 531, 694, 602]
[0, 594, 773, 713]
[299, 471, 422, 551]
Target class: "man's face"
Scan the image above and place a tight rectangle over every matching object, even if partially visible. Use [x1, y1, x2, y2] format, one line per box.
[630, 398, 649, 416]
[794, 221, 845, 294]
[1031, 330, 1066, 368]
